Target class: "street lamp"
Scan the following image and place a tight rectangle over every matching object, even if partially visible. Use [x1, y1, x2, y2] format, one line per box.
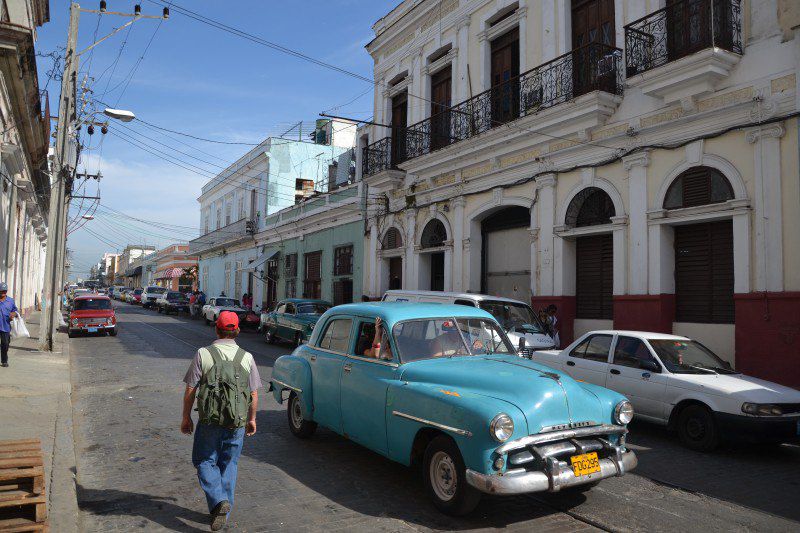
[103, 108, 135, 122]
[81, 215, 95, 220]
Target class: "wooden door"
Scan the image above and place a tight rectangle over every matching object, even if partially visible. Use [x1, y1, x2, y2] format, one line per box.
[572, 0, 615, 96]
[391, 91, 408, 165]
[303, 251, 322, 299]
[430, 66, 452, 150]
[388, 257, 402, 290]
[576, 234, 613, 319]
[666, 0, 713, 62]
[490, 28, 519, 125]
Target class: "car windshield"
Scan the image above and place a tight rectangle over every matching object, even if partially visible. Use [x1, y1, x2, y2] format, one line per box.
[216, 298, 239, 307]
[147, 287, 167, 294]
[74, 298, 111, 310]
[133, 289, 143, 295]
[167, 292, 185, 301]
[393, 317, 514, 363]
[296, 303, 330, 314]
[649, 339, 737, 374]
[479, 300, 548, 335]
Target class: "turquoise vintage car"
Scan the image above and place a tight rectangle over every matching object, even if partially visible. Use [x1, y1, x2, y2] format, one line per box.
[261, 298, 331, 346]
[269, 303, 637, 515]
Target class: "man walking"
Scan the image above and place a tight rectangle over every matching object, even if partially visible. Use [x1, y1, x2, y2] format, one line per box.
[181, 311, 261, 530]
[0, 282, 19, 368]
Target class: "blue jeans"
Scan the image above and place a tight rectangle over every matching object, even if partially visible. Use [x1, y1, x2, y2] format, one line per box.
[192, 422, 245, 513]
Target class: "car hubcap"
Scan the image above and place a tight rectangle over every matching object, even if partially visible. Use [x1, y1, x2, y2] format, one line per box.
[430, 451, 457, 502]
[686, 417, 705, 440]
[290, 397, 303, 429]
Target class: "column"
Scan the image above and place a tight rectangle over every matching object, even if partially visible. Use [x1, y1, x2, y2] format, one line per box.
[541, 1, 557, 61]
[409, 49, 425, 124]
[529, 196, 539, 296]
[451, 196, 466, 291]
[611, 216, 628, 296]
[368, 222, 379, 297]
[747, 123, 785, 292]
[518, 3, 528, 72]
[455, 16, 471, 102]
[536, 174, 557, 295]
[404, 210, 416, 289]
[623, 151, 650, 294]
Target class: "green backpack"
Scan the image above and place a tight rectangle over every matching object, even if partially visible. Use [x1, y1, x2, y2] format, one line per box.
[196, 346, 251, 429]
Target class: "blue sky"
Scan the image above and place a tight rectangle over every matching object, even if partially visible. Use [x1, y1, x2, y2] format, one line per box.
[36, 0, 393, 278]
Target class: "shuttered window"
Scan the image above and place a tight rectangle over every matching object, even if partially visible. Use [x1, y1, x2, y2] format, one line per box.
[576, 234, 613, 319]
[333, 278, 353, 306]
[284, 254, 297, 278]
[383, 228, 402, 250]
[333, 245, 353, 276]
[304, 251, 322, 299]
[674, 220, 734, 323]
[664, 166, 734, 209]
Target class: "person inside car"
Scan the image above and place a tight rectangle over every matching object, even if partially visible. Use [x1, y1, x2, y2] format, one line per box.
[362, 317, 393, 360]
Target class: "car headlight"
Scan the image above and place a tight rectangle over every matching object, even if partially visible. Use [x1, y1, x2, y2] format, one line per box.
[490, 413, 514, 442]
[742, 403, 783, 416]
[106, 317, 114, 325]
[614, 400, 634, 425]
[71, 318, 78, 326]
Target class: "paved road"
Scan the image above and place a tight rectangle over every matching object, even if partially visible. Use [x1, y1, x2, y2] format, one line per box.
[69, 303, 800, 532]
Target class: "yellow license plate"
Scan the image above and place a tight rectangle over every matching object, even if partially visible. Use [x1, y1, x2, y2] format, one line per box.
[570, 452, 601, 477]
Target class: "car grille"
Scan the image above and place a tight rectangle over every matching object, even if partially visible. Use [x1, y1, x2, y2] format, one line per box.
[507, 434, 617, 472]
[80, 319, 106, 326]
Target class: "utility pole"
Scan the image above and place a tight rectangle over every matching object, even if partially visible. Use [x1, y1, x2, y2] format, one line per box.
[39, 3, 80, 351]
[39, 3, 167, 351]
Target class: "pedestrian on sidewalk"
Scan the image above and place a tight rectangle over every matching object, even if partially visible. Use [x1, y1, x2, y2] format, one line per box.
[181, 311, 261, 531]
[0, 282, 19, 367]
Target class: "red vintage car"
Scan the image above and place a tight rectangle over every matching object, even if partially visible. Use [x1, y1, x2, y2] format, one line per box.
[68, 294, 117, 338]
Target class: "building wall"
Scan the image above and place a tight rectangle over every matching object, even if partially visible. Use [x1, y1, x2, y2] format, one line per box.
[363, 0, 800, 387]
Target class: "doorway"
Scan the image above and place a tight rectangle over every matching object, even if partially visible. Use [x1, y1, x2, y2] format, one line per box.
[391, 91, 408, 165]
[430, 252, 445, 291]
[388, 257, 402, 290]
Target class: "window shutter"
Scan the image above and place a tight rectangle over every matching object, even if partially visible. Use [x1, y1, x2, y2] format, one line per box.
[576, 234, 613, 319]
[675, 221, 734, 323]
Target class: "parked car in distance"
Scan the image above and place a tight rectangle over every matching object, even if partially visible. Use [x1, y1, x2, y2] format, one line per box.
[533, 330, 800, 451]
[262, 299, 331, 346]
[382, 290, 556, 353]
[112, 286, 127, 300]
[270, 303, 636, 515]
[68, 294, 117, 338]
[141, 286, 168, 308]
[201, 297, 247, 326]
[129, 288, 144, 304]
[156, 291, 189, 315]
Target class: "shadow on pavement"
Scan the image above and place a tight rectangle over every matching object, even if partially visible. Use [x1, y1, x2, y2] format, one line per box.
[244, 409, 587, 530]
[77, 485, 208, 532]
[626, 420, 800, 522]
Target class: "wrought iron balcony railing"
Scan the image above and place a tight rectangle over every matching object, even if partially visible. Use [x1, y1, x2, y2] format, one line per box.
[362, 136, 393, 177]
[403, 42, 622, 161]
[625, 0, 742, 77]
[362, 42, 623, 177]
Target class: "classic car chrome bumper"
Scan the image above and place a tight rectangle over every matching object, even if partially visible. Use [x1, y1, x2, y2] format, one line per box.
[466, 448, 637, 495]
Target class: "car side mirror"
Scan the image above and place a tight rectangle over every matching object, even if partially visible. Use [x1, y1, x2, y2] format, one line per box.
[640, 359, 660, 373]
[518, 337, 528, 356]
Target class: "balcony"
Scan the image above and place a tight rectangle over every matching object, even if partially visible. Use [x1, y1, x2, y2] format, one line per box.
[188, 218, 251, 255]
[625, 0, 742, 103]
[362, 42, 622, 177]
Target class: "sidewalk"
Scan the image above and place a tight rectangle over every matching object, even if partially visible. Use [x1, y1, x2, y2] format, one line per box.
[0, 312, 78, 532]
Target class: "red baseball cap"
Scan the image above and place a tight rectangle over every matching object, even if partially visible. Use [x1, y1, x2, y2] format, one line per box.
[217, 311, 239, 330]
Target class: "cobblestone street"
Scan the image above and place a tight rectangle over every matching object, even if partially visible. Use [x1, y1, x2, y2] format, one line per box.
[68, 304, 800, 532]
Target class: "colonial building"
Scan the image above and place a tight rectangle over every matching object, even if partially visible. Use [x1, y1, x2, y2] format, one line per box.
[190, 120, 357, 304]
[120, 244, 156, 287]
[359, 0, 800, 387]
[152, 244, 197, 292]
[0, 0, 51, 314]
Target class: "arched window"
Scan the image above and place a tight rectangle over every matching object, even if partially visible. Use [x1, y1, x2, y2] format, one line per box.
[382, 227, 403, 250]
[565, 187, 616, 228]
[420, 219, 447, 248]
[664, 166, 734, 209]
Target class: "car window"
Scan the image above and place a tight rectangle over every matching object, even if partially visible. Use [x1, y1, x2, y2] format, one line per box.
[613, 337, 658, 369]
[317, 318, 352, 353]
[276, 303, 287, 314]
[354, 320, 375, 356]
[74, 299, 111, 310]
[393, 317, 513, 363]
[285, 304, 296, 314]
[454, 299, 476, 307]
[297, 302, 330, 314]
[570, 335, 612, 362]
[216, 298, 238, 307]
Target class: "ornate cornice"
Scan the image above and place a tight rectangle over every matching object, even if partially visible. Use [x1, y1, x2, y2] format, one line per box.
[746, 123, 785, 144]
[622, 150, 651, 170]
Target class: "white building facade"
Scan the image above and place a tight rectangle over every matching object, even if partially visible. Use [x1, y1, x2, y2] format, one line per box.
[360, 0, 800, 388]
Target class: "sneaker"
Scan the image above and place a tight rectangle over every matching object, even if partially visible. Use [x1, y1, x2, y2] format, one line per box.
[210, 500, 230, 531]
[1, 363, 7, 367]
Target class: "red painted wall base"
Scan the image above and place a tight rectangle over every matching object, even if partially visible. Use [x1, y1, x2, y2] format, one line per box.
[735, 292, 800, 390]
[613, 294, 675, 333]
[531, 295, 576, 348]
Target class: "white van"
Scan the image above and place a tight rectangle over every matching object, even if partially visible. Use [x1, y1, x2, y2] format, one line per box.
[381, 290, 556, 352]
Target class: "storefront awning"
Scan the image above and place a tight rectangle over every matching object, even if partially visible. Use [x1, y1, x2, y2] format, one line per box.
[155, 267, 183, 280]
[125, 265, 142, 277]
[243, 249, 279, 271]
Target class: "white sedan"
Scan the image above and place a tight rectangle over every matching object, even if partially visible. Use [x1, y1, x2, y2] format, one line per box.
[201, 297, 248, 326]
[533, 330, 800, 451]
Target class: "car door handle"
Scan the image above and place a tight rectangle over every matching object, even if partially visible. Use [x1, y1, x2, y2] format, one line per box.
[566, 361, 575, 367]
[610, 369, 620, 375]
[343, 363, 352, 373]
[309, 355, 316, 362]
